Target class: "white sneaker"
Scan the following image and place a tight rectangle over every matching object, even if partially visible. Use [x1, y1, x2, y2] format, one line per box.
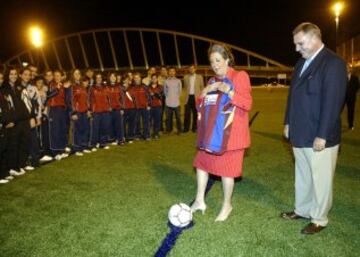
[61, 153, 69, 159]
[128, 140, 133, 144]
[5, 176, 14, 180]
[103, 146, 110, 150]
[19, 168, 26, 175]
[40, 155, 53, 162]
[65, 147, 71, 153]
[55, 154, 63, 161]
[75, 152, 84, 156]
[24, 166, 35, 171]
[111, 141, 117, 145]
[96, 143, 100, 148]
[9, 169, 24, 176]
[83, 149, 91, 153]
[0, 179, 9, 184]
[91, 148, 97, 152]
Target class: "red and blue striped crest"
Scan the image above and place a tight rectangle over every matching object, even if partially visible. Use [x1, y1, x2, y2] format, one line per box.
[197, 77, 235, 155]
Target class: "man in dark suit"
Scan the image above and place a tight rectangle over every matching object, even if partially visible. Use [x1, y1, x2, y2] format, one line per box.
[281, 22, 347, 234]
[345, 66, 359, 130]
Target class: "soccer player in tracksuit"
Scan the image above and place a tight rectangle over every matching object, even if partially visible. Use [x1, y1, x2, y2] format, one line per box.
[107, 72, 125, 145]
[122, 77, 136, 143]
[149, 74, 163, 139]
[89, 73, 111, 150]
[0, 83, 16, 183]
[132, 72, 151, 140]
[47, 70, 70, 160]
[71, 75, 91, 156]
[34, 76, 53, 162]
[26, 74, 43, 168]
[2, 67, 34, 175]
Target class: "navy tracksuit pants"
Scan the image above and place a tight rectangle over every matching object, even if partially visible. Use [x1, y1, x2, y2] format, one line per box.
[123, 109, 136, 141]
[90, 112, 110, 148]
[110, 109, 124, 143]
[135, 108, 150, 139]
[150, 106, 162, 137]
[49, 106, 67, 156]
[72, 112, 90, 152]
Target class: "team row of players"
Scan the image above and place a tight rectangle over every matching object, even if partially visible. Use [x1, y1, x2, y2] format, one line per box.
[0, 66, 185, 183]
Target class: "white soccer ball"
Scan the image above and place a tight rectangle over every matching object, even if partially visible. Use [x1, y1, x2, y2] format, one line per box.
[168, 203, 193, 228]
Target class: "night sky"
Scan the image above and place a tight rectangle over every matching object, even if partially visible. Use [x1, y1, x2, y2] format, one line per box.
[0, 0, 359, 66]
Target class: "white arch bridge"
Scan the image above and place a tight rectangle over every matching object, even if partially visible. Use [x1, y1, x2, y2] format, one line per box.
[5, 28, 292, 81]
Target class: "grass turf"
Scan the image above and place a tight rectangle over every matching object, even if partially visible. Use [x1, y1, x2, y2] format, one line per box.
[0, 88, 359, 257]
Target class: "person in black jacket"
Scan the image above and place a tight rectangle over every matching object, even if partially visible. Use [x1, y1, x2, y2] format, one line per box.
[0, 70, 16, 182]
[2, 67, 35, 176]
[345, 66, 360, 130]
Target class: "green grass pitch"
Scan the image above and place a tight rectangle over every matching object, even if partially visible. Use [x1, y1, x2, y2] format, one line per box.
[0, 88, 359, 257]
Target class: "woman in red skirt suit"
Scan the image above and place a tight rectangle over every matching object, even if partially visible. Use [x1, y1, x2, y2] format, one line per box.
[191, 44, 252, 221]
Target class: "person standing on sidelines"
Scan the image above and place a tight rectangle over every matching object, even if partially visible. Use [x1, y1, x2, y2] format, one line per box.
[183, 64, 204, 133]
[107, 72, 125, 145]
[149, 74, 163, 139]
[0, 81, 16, 183]
[33, 76, 53, 162]
[89, 73, 111, 150]
[281, 22, 347, 234]
[122, 77, 136, 143]
[132, 72, 151, 140]
[71, 75, 91, 156]
[164, 67, 182, 135]
[47, 70, 71, 160]
[345, 65, 359, 130]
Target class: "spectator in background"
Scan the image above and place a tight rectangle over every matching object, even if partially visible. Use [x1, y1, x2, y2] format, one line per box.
[132, 72, 151, 140]
[33, 76, 53, 162]
[29, 64, 38, 81]
[85, 67, 95, 87]
[164, 67, 182, 135]
[107, 72, 125, 145]
[89, 72, 111, 150]
[345, 65, 359, 130]
[0, 70, 16, 183]
[149, 74, 163, 139]
[157, 66, 168, 132]
[183, 64, 204, 133]
[142, 67, 156, 86]
[47, 70, 71, 160]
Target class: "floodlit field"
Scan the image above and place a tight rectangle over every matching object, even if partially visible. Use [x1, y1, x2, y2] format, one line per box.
[0, 88, 359, 257]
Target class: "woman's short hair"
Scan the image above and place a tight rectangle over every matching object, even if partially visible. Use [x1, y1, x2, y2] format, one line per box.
[208, 44, 235, 66]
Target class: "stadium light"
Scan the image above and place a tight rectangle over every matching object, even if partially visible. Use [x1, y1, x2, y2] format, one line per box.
[332, 2, 344, 48]
[29, 26, 44, 48]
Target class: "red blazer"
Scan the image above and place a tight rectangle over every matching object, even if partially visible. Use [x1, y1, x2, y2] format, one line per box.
[199, 67, 252, 150]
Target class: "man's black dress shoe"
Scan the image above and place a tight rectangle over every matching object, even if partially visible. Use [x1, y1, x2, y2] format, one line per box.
[301, 223, 326, 234]
[280, 211, 307, 220]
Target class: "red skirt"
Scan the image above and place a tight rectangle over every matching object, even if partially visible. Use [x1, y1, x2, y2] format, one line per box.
[193, 149, 245, 178]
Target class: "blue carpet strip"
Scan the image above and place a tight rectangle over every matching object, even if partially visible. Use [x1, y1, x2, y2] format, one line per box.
[154, 178, 215, 257]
